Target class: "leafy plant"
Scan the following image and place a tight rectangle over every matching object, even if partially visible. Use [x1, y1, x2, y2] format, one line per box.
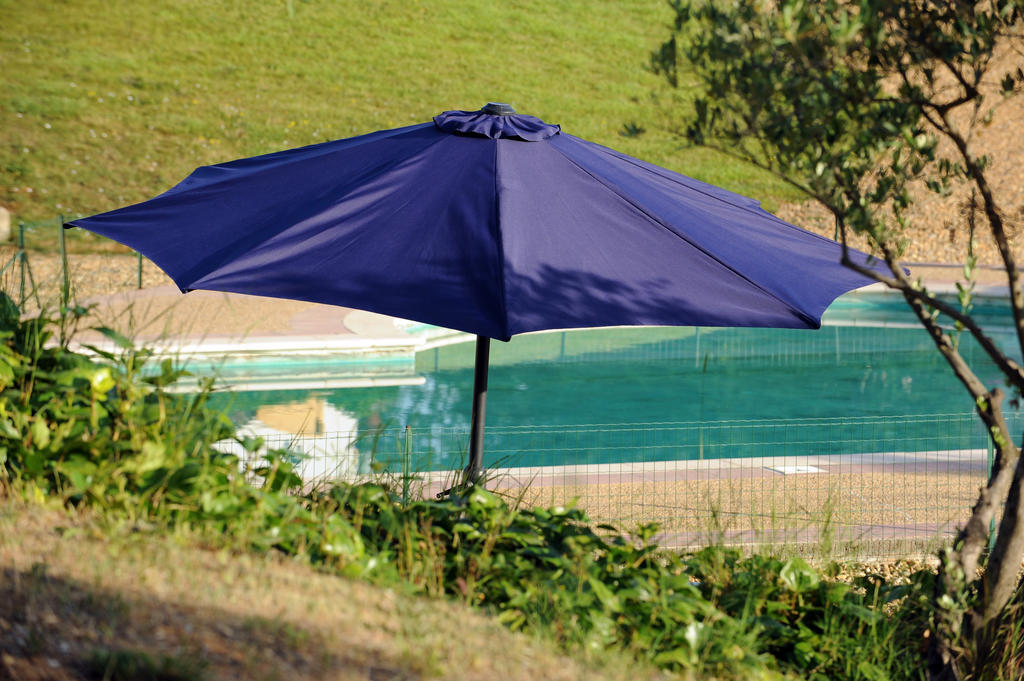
[0, 295, 933, 680]
[316, 483, 931, 680]
[0, 296, 333, 558]
[686, 548, 929, 681]
[1, 295, 235, 519]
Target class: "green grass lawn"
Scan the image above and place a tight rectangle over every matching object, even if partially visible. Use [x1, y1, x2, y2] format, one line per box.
[1, 0, 800, 247]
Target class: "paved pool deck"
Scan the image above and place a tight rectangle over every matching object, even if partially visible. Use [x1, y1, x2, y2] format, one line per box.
[69, 263, 1011, 360]
[366, 450, 985, 554]
[69, 284, 439, 359]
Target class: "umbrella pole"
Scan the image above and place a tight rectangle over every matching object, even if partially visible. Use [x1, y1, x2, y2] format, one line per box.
[464, 335, 490, 485]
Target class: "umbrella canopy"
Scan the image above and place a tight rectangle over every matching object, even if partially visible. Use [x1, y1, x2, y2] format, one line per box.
[68, 103, 883, 483]
[69, 104, 878, 342]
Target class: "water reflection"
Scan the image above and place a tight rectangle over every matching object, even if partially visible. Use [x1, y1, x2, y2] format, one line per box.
[215, 397, 364, 483]
[206, 316, 1016, 474]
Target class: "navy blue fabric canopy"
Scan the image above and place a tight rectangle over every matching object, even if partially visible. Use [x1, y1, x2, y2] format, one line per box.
[69, 106, 880, 342]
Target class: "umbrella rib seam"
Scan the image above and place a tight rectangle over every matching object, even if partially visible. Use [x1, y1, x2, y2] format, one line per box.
[547, 141, 818, 327]
[164, 123, 433, 203]
[576, 138, 887, 310]
[492, 141, 511, 341]
[179, 132, 452, 288]
[570, 137, 841, 247]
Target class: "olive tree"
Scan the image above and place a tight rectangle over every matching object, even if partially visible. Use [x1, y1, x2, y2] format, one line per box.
[651, 1, 1024, 678]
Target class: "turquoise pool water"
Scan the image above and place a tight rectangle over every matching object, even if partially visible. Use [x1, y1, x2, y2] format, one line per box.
[206, 292, 1021, 471]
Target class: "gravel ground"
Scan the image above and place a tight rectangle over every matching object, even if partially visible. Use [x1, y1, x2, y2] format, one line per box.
[776, 47, 1024, 268]
[0, 248, 172, 308]
[503, 469, 983, 553]
[492, 473, 952, 572]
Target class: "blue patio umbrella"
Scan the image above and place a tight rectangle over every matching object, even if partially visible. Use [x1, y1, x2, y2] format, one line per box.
[68, 103, 881, 483]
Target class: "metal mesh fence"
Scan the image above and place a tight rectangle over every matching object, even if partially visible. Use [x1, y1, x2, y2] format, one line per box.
[0, 217, 149, 312]
[229, 411, 1013, 559]
[6, 221, 1015, 559]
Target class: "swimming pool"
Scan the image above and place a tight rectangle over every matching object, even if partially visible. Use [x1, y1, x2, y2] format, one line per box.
[202, 290, 1022, 473]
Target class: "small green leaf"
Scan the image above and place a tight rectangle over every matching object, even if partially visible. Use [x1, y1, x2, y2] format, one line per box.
[0, 360, 14, 389]
[587, 576, 621, 613]
[653, 646, 695, 668]
[90, 367, 115, 395]
[95, 327, 135, 350]
[23, 449, 44, 475]
[137, 441, 167, 474]
[467, 487, 501, 509]
[779, 557, 819, 591]
[453, 522, 482, 538]
[30, 418, 50, 449]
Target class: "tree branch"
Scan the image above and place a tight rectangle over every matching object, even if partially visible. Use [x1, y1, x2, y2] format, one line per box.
[981, 427, 1024, 626]
[678, 138, 821, 200]
[940, 112, 1024, 366]
[837, 238, 1024, 392]
[838, 222, 1019, 590]
[888, 7, 982, 108]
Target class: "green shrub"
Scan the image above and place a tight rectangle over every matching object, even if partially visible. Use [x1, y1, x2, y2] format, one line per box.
[0, 295, 931, 680]
[318, 483, 931, 680]
[0, 294, 239, 519]
[685, 548, 930, 680]
[0, 295, 328, 556]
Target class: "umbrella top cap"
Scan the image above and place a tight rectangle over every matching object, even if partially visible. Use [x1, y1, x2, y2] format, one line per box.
[433, 104, 560, 142]
[482, 102, 515, 115]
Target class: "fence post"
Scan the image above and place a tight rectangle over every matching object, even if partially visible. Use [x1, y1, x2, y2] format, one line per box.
[137, 251, 143, 289]
[988, 438, 997, 552]
[58, 214, 69, 309]
[402, 425, 413, 504]
[17, 221, 25, 307]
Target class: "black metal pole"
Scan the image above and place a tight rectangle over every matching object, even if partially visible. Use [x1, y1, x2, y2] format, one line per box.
[464, 335, 490, 484]
[58, 214, 69, 310]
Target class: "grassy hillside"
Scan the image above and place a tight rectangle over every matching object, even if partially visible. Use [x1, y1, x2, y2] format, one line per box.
[1, 0, 798, 237]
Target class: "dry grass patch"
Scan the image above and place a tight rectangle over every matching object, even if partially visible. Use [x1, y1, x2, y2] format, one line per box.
[0, 499, 662, 681]
[502, 469, 984, 558]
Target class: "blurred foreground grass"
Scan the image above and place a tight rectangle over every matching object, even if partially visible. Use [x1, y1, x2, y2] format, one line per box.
[0, 499, 657, 681]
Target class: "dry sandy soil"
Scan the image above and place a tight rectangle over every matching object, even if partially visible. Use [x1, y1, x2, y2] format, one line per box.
[0, 501, 658, 681]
